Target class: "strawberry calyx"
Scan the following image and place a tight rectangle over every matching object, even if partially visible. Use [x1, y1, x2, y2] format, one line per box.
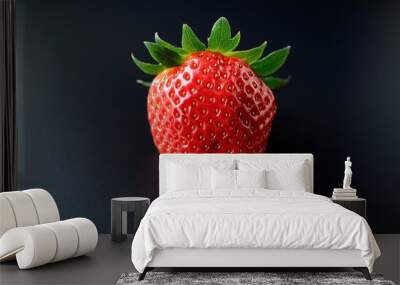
[131, 17, 291, 90]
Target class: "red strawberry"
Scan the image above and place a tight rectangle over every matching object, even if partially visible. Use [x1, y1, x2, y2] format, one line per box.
[132, 17, 290, 153]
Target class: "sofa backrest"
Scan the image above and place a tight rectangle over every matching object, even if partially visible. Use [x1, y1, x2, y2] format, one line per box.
[0, 189, 60, 237]
[159, 153, 314, 195]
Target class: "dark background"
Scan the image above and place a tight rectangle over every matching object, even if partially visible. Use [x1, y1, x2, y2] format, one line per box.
[16, 0, 400, 233]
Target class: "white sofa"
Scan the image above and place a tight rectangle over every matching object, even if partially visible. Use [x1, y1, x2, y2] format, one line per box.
[0, 189, 98, 269]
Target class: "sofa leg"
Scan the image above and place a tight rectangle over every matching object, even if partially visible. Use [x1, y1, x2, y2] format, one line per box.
[138, 268, 148, 281]
[354, 267, 371, 280]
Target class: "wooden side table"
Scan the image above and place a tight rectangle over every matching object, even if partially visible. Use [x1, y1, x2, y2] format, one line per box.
[331, 198, 366, 219]
[111, 197, 150, 242]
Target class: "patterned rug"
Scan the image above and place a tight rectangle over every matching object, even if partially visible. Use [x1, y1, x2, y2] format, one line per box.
[116, 271, 396, 285]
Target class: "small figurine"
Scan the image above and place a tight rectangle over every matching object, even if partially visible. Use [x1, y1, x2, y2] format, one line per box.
[342, 157, 353, 189]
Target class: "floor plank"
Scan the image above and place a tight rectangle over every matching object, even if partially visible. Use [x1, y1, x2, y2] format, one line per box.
[374, 234, 400, 284]
[0, 235, 134, 285]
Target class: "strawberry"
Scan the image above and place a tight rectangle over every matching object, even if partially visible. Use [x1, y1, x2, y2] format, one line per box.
[131, 17, 290, 153]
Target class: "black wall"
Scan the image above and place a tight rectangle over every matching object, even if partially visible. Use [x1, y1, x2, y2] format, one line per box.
[16, 0, 400, 233]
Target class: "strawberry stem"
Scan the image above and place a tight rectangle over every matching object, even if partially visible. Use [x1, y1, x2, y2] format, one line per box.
[131, 17, 291, 89]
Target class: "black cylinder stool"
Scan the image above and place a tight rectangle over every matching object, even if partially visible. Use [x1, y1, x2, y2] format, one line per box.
[111, 197, 150, 242]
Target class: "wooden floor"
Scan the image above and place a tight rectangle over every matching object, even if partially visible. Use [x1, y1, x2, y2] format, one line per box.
[0, 235, 134, 285]
[374, 234, 400, 283]
[0, 234, 399, 285]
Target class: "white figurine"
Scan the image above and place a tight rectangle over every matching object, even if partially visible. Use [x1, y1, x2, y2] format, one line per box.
[342, 156, 353, 189]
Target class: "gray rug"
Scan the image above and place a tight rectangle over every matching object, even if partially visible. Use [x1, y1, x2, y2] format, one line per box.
[117, 272, 396, 285]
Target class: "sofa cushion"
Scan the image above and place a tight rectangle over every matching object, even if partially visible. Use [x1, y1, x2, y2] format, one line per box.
[0, 218, 97, 269]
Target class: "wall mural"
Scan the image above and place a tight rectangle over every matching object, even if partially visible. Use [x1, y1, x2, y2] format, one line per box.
[131, 17, 290, 153]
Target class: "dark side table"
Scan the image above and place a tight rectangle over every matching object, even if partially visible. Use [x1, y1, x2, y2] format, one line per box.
[111, 197, 150, 242]
[331, 198, 366, 219]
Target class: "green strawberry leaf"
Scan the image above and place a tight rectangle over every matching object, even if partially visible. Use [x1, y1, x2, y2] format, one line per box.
[131, 17, 291, 90]
[252, 46, 291, 77]
[221, 31, 241, 52]
[208, 17, 231, 51]
[131, 54, 165, 75]
[263, 76, 291, 90]
[227, 41, 267, 64]
[144, 41, 184, 67]
[154, 33, 186, 56]
[181, 24, 206, 53]
[136, 79, 152, 87]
